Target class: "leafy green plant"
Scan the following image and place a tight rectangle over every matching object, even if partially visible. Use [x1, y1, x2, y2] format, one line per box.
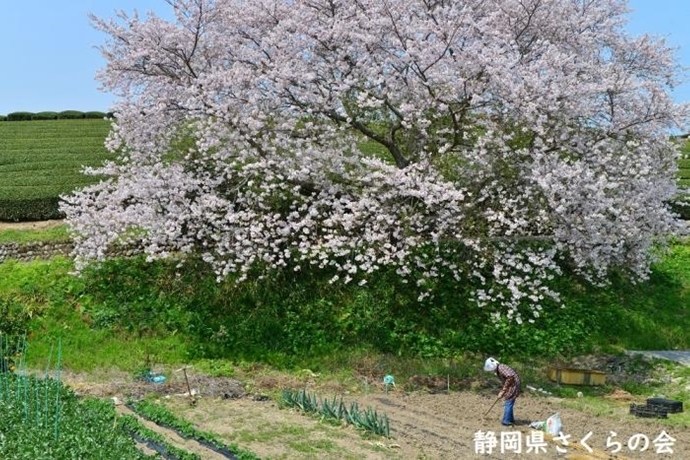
[319, 395, 346, 420]
[349, 405, 390, 436]
[281, 388, 390, 437]
[282, 388, 320, 413]
[0, 377, 150, 459]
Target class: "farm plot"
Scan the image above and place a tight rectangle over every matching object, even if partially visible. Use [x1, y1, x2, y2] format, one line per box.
[62, 367, 690, 460]
[157, 389, 689, 459]
[0, 119, 112, 200]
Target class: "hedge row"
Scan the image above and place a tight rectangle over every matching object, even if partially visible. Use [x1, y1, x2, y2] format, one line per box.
[0, 197, 64, 222]
[0, 111, 113, 121]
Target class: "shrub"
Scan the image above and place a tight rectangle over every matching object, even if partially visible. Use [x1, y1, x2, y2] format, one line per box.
[84, 111, 108, 119]
[6, 111, 34, 121]
[0, 196, 64, 222]
[0, 115, 6, 121]
[57, 110, 85, 119]
[0, 296, 35, 337]
[32, 111, 59, 120]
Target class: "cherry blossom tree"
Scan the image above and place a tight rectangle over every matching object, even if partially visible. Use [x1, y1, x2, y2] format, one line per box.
[61, 0, 689, 322]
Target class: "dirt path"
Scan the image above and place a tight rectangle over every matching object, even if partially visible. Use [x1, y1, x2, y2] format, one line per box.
[627, 350, 690, 366]
[0, 219, 64, 231]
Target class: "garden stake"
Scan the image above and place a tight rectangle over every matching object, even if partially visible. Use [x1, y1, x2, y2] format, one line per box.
[183, 367, 191, 396]
[54, 337, 63, 440]
[177, 366, 195, 405]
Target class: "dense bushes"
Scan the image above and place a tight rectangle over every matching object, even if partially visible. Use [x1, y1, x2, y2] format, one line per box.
[0, 196, 64, 222]
[85, 111, 108, 119]
[1, 110, 111, 121]
[58, 110, 86, 119]
[32, 111, 59, 120]
[6, 111, 34, 121]
[0, 118, 112, 221]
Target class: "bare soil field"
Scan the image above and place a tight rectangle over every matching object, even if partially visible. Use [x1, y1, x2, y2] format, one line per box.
[0, 219, 64, 231]
[62, 366, 689, 460]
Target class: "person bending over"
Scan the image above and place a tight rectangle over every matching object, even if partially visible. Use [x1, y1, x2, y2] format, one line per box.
[484, 357, 521, 426]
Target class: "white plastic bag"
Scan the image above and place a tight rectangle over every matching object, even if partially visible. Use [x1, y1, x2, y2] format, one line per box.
[544, 413, 562, 435]
[528, 420, 545, 430]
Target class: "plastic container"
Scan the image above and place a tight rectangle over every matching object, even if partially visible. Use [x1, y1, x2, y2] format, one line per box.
[630, 403, 668, 418]
[646, 398, 683, 414]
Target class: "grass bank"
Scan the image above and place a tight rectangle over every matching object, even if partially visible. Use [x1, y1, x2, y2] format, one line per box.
[0, 225, 688, 404]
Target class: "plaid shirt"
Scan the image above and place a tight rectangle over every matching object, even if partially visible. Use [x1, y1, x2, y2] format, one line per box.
[496, 363, 521, 400]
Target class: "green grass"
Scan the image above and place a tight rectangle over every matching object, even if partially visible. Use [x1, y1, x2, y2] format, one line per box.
[0, 225, 69, 244]
[0, 257, 187, 372]
[1, 233, 689, 370]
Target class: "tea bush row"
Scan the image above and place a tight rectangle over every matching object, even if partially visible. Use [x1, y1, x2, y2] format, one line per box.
[0, 119, 112, 221]
[0, 111, 111, 121]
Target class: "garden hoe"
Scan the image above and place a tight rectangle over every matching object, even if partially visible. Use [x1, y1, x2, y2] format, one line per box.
[484, 397, 501, 418]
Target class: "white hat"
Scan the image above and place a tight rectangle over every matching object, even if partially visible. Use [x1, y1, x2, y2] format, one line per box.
[484, 357, 499, 372]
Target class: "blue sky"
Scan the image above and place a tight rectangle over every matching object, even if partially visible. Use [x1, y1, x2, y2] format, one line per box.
[0, 0, 688, 115]
[0, 0, 169, 115]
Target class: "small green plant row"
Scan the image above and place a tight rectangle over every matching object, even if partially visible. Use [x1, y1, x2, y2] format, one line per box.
[281, 388, 391, 438]
[126, 399, 260, 460]
[119, 414, 201, 460]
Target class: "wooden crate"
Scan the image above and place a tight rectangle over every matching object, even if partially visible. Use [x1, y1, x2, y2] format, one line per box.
[548, 367, 606, 386]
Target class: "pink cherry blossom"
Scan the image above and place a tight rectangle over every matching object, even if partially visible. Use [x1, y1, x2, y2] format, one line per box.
[61, 0, 689, 322]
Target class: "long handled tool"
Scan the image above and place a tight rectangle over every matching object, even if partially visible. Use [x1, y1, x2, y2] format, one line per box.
[484, 397, 501, 417]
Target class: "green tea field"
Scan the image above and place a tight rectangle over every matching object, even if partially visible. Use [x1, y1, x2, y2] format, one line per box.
[0, 119, 111, 200]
